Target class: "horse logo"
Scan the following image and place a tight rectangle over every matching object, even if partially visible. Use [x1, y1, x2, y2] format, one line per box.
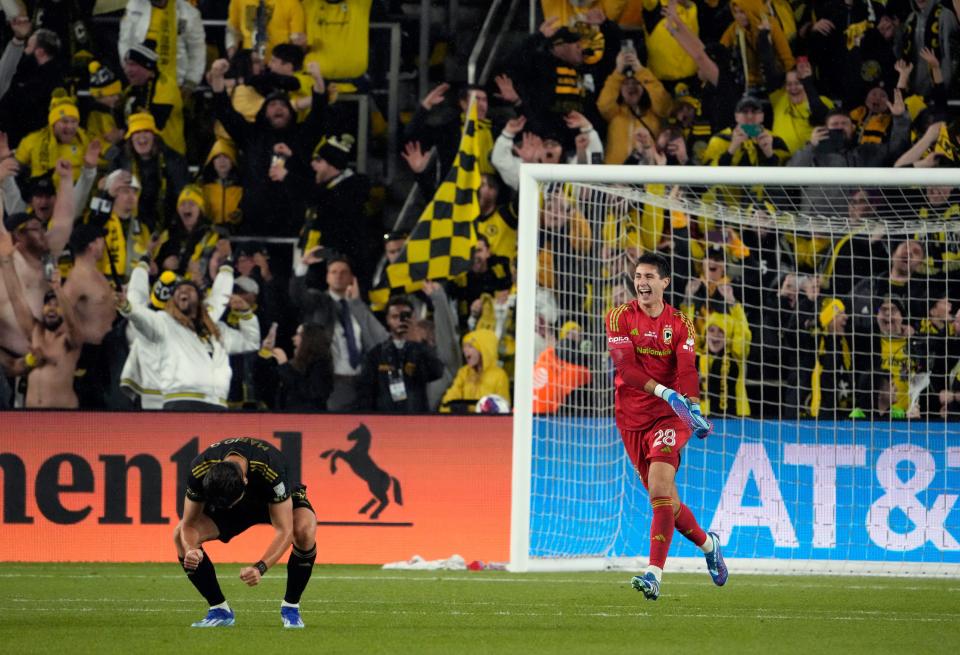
[320, 423, 403, 520]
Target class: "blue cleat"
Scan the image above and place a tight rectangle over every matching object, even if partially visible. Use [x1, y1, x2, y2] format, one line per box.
[704, 531, 728, 586]
[191, 607, 235, 627]
[630, 572, 660, 600]
[281, 604, 305, 629]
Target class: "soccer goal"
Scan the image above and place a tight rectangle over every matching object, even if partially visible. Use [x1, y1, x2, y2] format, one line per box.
[511, 163, 960, 577]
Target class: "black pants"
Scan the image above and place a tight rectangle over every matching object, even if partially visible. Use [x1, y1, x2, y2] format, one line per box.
[163, 400, 224, 412]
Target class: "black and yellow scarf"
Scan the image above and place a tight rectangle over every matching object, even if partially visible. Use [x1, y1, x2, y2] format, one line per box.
[809, 332, 852, 417]
[903, 3, 943, 57]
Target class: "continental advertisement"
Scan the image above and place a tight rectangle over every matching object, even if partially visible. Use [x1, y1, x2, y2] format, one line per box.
[0, 413, 512, 564]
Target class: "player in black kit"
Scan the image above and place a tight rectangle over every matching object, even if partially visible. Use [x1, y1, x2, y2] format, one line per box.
[175, 437, 317, 628]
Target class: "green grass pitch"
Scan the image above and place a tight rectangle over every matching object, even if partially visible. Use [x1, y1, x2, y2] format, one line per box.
[1, 563, 958, 654]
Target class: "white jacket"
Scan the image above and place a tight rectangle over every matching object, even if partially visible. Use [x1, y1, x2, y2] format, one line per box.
[120, 262, 236, 408]
[120, 274, 255, 407]
[118, 0, 206, 87]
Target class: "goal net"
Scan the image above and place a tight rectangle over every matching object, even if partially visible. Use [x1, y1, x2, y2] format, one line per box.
[511, 164, 960, 576]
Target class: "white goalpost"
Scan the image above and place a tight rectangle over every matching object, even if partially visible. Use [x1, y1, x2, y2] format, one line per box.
[511, 163, 960, 576]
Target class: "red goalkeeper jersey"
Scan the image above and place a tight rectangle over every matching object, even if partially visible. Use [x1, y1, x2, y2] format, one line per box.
[605, 300, 700, 431]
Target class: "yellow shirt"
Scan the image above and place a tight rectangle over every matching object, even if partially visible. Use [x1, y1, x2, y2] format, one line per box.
[642, 0, 699, 81]
[228, 0, 305, 57]
[596, 69, 672, 165]
[152, 71, 186, 155]
[540, 0, 627, 23]
[303, 0, 372, 79]
[15, 127, 88, 183]
[770, 89, 834, 155]
[476, 207, 517, 262]
[879, 336, 912, 412]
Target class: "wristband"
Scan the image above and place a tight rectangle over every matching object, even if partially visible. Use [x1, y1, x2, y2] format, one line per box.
[653, 384, 669, 399]
[254, 560, 268, 576]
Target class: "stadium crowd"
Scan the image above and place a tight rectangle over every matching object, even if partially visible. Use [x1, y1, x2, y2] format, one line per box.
[0, 0, 958, 419]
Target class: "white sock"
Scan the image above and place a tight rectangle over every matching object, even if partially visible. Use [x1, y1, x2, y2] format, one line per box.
[211, 601, 231, 612]
[281, 600, 299, 609]
[645, 565, 663, 582]
[700, 535, 714, 554]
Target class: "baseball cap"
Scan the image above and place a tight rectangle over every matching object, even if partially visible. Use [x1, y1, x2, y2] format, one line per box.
[736, 95, 763, 113]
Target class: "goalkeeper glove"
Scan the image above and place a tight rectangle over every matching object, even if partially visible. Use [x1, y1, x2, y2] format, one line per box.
[656, 386, 712, 438]
[689, 402, 713, 440]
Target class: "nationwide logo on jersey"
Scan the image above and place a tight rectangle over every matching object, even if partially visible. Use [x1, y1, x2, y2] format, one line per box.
[663, 326, 673, 344]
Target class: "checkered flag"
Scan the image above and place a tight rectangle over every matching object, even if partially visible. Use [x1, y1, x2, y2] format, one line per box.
[369, 98, 483, 308]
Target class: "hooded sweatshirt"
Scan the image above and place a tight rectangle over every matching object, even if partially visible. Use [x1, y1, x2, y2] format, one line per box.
[201, 139, 244, 226]
[441, 329, 511, 411]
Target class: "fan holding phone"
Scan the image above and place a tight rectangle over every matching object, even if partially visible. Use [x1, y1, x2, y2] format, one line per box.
[705, 94, 788, 166]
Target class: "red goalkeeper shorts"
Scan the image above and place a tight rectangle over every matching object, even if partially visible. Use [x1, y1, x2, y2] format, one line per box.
[618, 415, 691, 488]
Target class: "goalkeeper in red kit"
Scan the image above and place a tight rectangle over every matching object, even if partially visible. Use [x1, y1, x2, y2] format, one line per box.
[605, 252, 728, 600]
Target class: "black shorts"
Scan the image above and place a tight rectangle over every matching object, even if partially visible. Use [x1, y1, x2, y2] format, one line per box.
[204, 484, 314, 543]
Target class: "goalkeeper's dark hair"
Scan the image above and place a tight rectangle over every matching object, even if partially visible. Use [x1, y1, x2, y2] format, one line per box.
[202, 461, 246, 508]
[636, 251, 670, 278]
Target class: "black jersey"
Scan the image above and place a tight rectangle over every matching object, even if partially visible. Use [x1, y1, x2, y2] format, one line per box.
[186, 437, 291, 505]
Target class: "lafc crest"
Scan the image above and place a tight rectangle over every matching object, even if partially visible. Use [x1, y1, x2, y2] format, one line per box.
[662, 326, 673, 344]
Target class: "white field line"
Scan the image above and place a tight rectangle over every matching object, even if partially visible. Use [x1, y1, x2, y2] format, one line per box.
[8, 596, 960, 620]
[0, 572, 957, 593]
[0, 604, 955, 623]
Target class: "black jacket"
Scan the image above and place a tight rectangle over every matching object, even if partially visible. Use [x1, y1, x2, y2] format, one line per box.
[254, 355, 333, 411]
[356, 339, 445, 413]
[0, 57, 64, 147]
[212, 87, 328, 236]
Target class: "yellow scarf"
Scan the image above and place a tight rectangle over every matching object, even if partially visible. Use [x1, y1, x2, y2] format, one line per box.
[809, 332, 852, 417]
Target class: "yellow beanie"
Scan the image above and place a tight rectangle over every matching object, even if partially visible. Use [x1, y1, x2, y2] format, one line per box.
[125, 112, 160, 139]
[177, 184, 205, 211]
[48, 96, 80, 127]
[819, 298, 845, 329]
[559, 321, 581, 340]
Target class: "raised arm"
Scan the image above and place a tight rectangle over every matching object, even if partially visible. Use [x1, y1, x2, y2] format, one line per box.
[664, 0, 718, 85]
[117, 291, 166, 342]
[206, 258, 235, 320]
[220, 294, 261, 353]
[207, 59, 250, 144]
[0, 222, 36, 338]
[48, 270, 81, 348]
[46, 159, 77, 257]
[127, 260, 152, 307]
[895, 121, 944, 167]
[73, 140, 102, 219]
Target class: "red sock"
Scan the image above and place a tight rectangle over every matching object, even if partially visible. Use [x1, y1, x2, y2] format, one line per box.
[674, 503, 708, 548]
[649, 497, 675, 569]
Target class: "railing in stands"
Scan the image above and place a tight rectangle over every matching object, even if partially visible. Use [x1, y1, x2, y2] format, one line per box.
[467, 0, 524, 86]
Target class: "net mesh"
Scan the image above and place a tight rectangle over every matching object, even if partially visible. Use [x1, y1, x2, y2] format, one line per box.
[526, 177, 960, 573]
